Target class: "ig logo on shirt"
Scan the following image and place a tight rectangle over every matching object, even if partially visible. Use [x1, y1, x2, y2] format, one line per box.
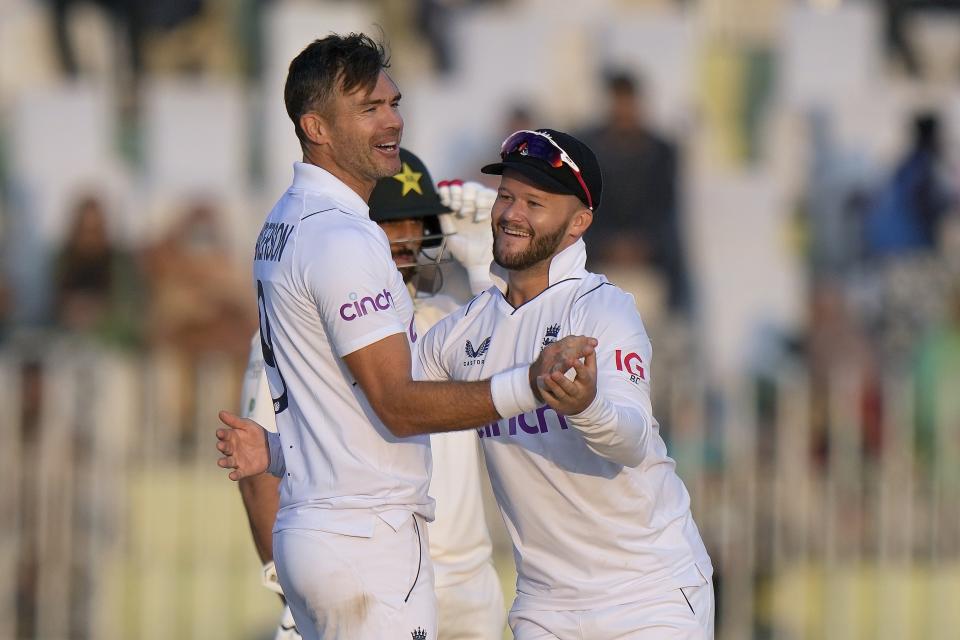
[615, 349, 645, 384]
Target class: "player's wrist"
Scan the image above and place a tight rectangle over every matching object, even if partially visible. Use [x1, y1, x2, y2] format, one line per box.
[491, 365, 539, 418]
[568, 392, 607, 425]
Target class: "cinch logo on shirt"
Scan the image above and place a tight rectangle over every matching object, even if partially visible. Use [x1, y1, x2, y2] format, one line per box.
[339, 289, 394, 321]
[476, 404, 568, 439]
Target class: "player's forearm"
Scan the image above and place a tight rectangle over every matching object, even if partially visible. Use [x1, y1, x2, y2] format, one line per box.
[238, 473, 281, 563]
[567, 394, 649, 467]
[380, 366, 539, 436]
[379, 379, 499, 435]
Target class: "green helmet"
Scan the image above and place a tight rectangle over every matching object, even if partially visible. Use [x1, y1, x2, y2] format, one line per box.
[369, 148, 450, 248]
[369, 148, 452, 293]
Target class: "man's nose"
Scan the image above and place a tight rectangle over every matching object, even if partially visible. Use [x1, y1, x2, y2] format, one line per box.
[383, 106, 403, 133]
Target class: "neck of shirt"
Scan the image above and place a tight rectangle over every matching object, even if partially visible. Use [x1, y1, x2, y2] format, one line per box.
[490, 239, 589, 306]
[291, 162, 371, 219]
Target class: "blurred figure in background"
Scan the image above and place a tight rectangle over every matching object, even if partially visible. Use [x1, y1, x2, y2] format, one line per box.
[805, 281, 882, 465]
[801, 109, 874, 280]
[865, 113, 954, 259]
[52, 194, 143, 349]
[501, 103, 536, 139]
[914, 279, 960, 467]
[144, 200, 255, 440]
[143, 200, 254, 357]
[577, 69, 692, 319]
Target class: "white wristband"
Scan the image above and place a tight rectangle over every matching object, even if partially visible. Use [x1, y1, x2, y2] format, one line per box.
[490, 365, 539, 419]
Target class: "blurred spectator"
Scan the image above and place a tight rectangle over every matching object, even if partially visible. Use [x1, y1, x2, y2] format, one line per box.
[914, 279, 960, 466]
[864, 113, 954, 258]
[415, 0, 454, 74]
[50, 0, 205, 78]
[143, 200, 254, 357]
[143, 200, 253, 441]
[801, 110, 873, 279]
[806, 281, 883, 464]
[882, 0, 960, 78]
[53, 194, 143, 348]
[577, 70, 692, 316]
[502, 103, 535, 138]
[51, 0, 145, 80]
[882, 0, 922, 77]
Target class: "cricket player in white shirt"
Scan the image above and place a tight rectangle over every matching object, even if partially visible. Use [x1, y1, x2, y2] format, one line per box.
[222, 126, 714, 638]
[216, 34, 594, 640]
[238, 149, 505, 640]
[422, 129, 715, 638]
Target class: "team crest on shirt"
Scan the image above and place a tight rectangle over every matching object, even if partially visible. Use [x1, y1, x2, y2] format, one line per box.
[463, 336, 491, 366]
[541, 323, 561, 350]
[411, 627, 427, 640]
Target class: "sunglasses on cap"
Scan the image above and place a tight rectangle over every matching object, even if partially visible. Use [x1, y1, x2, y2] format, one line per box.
[499, 130, 594, 210]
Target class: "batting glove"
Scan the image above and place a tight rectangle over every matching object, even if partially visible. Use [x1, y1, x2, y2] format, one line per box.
[263, 562, 302, 639]
[262, 560, 284, 596]
[437, 180, 496, 295]
[274, 605, 302, 640]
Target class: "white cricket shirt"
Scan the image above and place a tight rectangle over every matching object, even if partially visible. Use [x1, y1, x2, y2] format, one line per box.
[412, 294, 495, 588]
[253, 162, 433, 537]
[415, 239, 713, 610]
[241, 289, 493, 586]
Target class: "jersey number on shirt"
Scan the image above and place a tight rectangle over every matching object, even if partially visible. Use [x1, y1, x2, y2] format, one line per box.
[257, 279, 289, 414]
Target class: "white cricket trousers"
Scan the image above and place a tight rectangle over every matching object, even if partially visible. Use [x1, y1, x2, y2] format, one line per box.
[508, 580, 714, 640]
[274, 514, 437, 640]
[435, 561, 505, 640]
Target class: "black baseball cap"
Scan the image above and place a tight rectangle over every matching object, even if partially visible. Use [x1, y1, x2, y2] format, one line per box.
[369, 148, 451, 222]
[481, 128, 602, 211]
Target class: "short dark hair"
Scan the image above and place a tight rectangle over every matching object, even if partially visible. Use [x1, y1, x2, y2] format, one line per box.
[284, 33, 390, 144]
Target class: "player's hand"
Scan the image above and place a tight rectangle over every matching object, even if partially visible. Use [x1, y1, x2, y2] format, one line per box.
[438, 180, 496, 294]
[529, 335, 598, 402]
[537, 350, 598, 415]
[216, 410, 269, 481]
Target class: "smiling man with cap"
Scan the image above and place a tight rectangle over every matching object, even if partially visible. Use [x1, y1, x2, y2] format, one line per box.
[414, 128, 716, 639]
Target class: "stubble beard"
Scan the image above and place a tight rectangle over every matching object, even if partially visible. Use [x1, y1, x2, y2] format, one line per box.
[493, 222, 568, 271]
[336, 129, 401, 184]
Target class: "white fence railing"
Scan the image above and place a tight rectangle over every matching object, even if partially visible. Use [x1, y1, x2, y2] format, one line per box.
[0, 344, 958, 639]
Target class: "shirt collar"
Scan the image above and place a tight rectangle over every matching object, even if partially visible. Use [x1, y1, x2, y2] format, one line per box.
[489, 238, 589, 295]
[291, 162, 370, 219]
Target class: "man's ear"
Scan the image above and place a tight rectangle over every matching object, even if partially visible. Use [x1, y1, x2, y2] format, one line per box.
[568, 206, 593, 239]
[300, 111, 329, 146]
